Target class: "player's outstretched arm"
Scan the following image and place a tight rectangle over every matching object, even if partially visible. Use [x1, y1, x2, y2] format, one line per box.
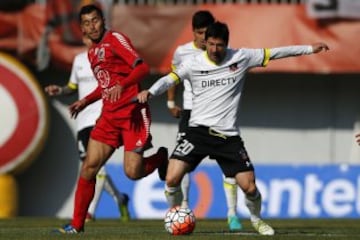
[69, 98, 88, 119]
[268, 42, 329, 62]
[44, 84, 62, 96]
[151, 73, 179, 95]
[137, 73, 179, 103]
[311, 42, 330, 53]
[167, 85, 182, 118]
[137, 90, 151, 103]
[355, 133, 360, 146]
[45, 84, 75, 96]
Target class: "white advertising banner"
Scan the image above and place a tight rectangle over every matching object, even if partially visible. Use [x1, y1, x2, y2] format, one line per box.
[307, 0, 360, 19]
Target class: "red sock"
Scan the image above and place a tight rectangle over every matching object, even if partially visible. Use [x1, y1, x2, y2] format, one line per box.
[71, 176, 96, 230]
[143, 152, 162, 176]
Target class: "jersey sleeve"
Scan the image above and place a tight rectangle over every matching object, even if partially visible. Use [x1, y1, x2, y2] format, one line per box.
[242, 48, 268, 68]
[173, 57, 191, 82]
[171, 47, 182, 71]
[243, 45, 313, 69]
[111, 32, 142, 68]
[68, 54, 80, 90]
[149, 58, 191, 96]
[269, 45, 313, 60]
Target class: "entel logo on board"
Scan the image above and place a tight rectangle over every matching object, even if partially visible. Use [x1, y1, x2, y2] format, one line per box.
[0, 52, 48, 174]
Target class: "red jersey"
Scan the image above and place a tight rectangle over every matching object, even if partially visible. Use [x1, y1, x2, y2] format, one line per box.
[88, 30, 142, 117]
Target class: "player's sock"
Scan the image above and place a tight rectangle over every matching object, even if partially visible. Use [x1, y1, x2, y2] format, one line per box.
[165, 185, 183, 207]
[180, 173, 190, 208]
[71, 176, 96, 230]
[245, 188, 262, 222]
[103, 174, 121, 202]
[223, 177, 237, 217]
[103, 175, 130, 221]
[87, 167, 106, 219]
[143, 147, 168, 176]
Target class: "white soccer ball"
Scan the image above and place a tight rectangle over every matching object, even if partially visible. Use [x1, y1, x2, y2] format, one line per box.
[164, 206, 196, 235]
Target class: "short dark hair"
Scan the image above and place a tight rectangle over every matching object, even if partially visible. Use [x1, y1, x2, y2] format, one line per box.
[79, 4, 104, 22]
[205, 21, 229, 46]
[192, 10, 215, 30]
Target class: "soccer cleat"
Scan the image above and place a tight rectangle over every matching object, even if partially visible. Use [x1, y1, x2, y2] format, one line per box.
[119, 194, 131, 222]
[251, 219, 275, 235]
[52, 224, 83, 234]
[227, 215, 243, 231]
[85, 212, 95, 223]
[157, 147, 168, 181]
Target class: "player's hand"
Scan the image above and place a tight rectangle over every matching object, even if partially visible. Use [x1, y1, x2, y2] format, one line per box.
[168, 106, 182, 118]
[312, 43, 329, 53]
[356, 133, 360, 146]
[137, 90, 151, 103]
[69, 98, 87, 119]
[107, 84, 123, 103]
[45, 85, 62, 96]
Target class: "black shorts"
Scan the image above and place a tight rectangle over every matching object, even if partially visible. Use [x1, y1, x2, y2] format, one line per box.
[176, 109, 191, 142]
[170, 126, 254, 177]
[77, 126, 93, 161]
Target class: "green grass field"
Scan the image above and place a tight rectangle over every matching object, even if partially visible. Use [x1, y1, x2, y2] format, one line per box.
[1, 218, 359, 240]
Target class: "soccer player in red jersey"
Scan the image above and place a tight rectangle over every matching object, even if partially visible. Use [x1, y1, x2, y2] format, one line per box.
[53, 4, 168, 234]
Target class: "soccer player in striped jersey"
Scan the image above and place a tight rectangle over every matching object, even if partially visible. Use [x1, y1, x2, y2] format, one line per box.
[167, 10, 242, 231]
[45, 36, 130, 223]
[138, 21, 329, 235]
[53, 4, 168, 234]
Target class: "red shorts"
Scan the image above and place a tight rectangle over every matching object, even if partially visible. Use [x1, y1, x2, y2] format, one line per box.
[90, 103, 152, 152]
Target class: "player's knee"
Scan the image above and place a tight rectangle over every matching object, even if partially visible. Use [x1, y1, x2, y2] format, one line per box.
[166, 175, 182, 187]
[80, 168, 97, 180]
[124, 169, 142, 180]
[242, 183, 257, 195]
[80, 162, 99, 179]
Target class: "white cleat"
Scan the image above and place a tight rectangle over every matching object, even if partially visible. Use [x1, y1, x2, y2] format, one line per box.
[251, 219, 275, 235]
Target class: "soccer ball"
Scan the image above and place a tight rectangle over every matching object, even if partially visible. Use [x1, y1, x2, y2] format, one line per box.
[164, 206, 196, 235]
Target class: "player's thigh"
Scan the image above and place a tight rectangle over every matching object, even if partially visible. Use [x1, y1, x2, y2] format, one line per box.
[123, 151, 143, 177]
[213, 136, 254, 177]
[84, 138, 115, 170]
[167, 158, 190, 187]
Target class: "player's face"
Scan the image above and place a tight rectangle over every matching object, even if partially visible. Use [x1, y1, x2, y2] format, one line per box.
[193, 27, 207, 50]
[80, 10, 105, 43]
[206, 37, 227, 64]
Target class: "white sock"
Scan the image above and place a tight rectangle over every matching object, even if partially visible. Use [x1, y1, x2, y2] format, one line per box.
[245, 188, 262, 222]
[165, 185, 183, 207]
[223, 176, 237, 217]
[104, 173, 124, 204]
[180, 173, 190, 208]
[88, 167, 106, 216]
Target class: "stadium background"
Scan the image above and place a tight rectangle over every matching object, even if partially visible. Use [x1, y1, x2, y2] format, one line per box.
[0, 0, 360, 219]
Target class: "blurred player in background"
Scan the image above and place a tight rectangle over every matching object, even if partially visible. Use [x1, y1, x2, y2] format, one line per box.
[53, 4, 168, 234]
[355, 133, 360, 145]
[45, 35, 130, 222]
[138, 21, 329, 235]
[167, 10, 242, 231]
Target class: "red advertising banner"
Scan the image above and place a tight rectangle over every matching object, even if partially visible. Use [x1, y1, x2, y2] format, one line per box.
[111, 4, 360, 73]
[0, 3, 359, 73]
